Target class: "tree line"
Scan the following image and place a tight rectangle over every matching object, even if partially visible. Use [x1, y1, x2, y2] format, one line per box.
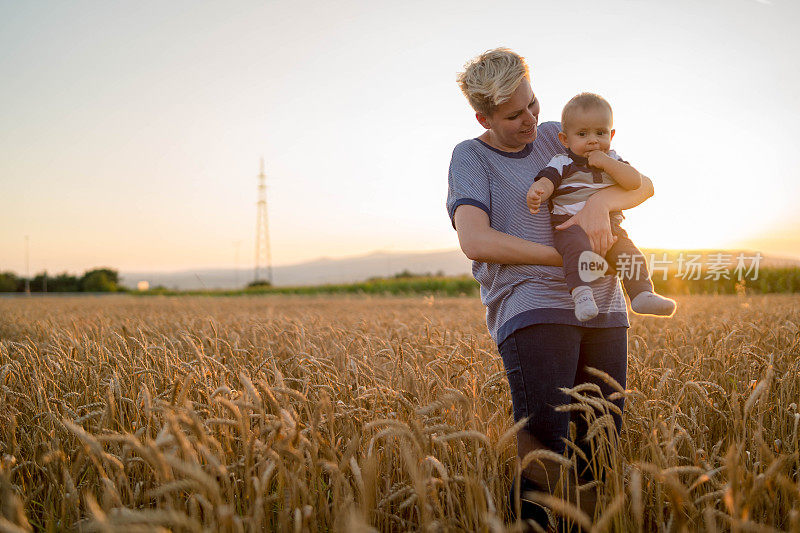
[0, 268, 120, 292]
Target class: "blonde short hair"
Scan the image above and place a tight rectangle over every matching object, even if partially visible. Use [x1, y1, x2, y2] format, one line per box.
[457, 48, 530, 116]
[561, 93, 613, 131]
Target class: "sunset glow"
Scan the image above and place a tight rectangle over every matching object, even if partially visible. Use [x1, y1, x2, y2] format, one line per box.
[2, 0, 799, 276]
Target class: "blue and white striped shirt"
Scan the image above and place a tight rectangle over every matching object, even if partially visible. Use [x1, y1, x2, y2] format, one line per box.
[446, 121, 629, 346]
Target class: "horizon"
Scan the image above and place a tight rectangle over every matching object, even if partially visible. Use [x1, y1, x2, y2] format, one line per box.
[3, 0, 800, 274]
[4, 245, 798, 280]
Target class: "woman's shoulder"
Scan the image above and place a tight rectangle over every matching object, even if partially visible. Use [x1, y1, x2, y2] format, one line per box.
[536, 121, 562, 142]
[450, 138, 487, 166]
[532, 121, 566, 160]
[452, 137, 482, 154]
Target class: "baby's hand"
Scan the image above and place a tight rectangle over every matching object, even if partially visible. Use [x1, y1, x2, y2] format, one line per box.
[586, 150, 613, 170]
[526, 181, 549, 214]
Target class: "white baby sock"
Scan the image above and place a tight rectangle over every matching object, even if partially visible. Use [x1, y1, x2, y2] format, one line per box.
[630, 291, 676, 317]
[572, 285, 598, 322]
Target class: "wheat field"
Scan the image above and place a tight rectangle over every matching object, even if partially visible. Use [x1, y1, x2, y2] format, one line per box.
[0, 294, 798, 532]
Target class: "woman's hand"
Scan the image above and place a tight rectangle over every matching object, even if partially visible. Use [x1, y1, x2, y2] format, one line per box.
[554, 196, 617, 255]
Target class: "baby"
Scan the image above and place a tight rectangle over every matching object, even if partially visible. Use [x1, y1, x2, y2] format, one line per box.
[526, 93, 676, 321]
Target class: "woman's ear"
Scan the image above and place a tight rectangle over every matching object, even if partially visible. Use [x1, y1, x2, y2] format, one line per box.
[475, 112, 491, 130]
[557, 131, 569, 148]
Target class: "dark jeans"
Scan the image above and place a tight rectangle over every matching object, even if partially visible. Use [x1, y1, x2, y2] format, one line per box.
[498, 323, 628, 486]
[550, 213, 653, 298]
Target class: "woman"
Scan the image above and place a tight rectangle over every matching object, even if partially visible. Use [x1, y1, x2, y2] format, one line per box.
[447, 48, 654, 529]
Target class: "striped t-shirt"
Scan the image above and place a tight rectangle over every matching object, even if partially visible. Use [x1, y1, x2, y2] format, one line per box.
[536, 148, 627, 218]
[446, 121, 629, 346]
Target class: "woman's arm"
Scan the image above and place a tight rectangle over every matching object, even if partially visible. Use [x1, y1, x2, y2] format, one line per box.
[595, 174, 654, 210]
[454, 205, 562, 265]
[554, 175, 655, 255]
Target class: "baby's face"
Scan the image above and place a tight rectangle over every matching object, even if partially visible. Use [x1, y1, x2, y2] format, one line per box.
[559, 106, 615, 157]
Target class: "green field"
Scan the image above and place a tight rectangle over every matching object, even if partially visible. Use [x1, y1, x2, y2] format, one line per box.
[131, 267, 800, 298]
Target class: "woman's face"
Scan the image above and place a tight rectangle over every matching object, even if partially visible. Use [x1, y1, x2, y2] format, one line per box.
[477, 78, 540, 151]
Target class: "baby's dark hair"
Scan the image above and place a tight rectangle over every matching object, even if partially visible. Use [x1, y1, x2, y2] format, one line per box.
[561, 92, 613, 132]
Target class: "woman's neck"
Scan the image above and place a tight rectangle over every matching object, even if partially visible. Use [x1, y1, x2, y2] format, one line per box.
[478, 131, 526, 153]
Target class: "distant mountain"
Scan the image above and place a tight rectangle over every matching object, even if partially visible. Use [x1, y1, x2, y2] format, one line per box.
[119, 248, 800, 291]
[120, 249, 473, 290]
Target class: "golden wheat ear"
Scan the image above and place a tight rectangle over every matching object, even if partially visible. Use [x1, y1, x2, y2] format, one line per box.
[0, 294, 796, 531]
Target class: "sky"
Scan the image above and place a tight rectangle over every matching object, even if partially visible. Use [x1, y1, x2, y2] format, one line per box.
[2, 0, 799, 275]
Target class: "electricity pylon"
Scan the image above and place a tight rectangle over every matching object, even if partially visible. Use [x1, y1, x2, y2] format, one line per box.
[254, 158, 273, 285]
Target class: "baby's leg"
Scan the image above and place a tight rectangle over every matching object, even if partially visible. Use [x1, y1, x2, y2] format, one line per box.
[607, 224, 676, 316]
[552, 216, 599, 321]
[552, 222, 591, 292]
